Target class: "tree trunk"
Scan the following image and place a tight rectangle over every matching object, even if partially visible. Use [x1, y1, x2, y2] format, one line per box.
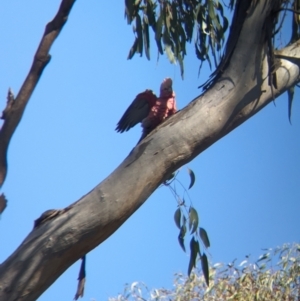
[0, 0, 299, 300]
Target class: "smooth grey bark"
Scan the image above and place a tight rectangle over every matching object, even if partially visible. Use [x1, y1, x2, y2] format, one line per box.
[0, 0, 299, 300]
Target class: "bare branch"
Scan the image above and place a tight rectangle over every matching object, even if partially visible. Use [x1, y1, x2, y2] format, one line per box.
[0, 0, 76, 188]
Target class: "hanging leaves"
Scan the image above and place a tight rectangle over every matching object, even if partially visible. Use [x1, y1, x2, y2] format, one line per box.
[125, 0, 229, 78]
[165, 167, 210, 286]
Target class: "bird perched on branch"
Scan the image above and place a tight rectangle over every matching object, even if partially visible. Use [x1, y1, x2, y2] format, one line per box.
[116, 78, 177, 143]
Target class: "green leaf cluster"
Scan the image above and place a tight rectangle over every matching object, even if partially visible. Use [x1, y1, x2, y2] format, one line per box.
[174, 204, 210, 285]
[169, 167, 210, 285]
[125, 0, 229, 78]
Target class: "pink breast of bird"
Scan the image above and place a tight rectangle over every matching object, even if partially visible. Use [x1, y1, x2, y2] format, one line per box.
[144, 92, 176, 128]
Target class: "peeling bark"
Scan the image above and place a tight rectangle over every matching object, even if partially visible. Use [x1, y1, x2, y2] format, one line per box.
[0, 0, 299, 300]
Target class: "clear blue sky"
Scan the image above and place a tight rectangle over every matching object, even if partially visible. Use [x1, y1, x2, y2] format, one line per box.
[0, 1, 299, 300]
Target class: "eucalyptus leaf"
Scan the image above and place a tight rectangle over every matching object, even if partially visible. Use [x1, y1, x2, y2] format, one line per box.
[189, 207, 199, 234]
[223, 16, 229, 33]
[178, 224, 186, 252]
[174, 208, 181, 229]
[127, 38, 138, 59]
[188, 237, 200, 276]
[182, 214, 187, 226]
[143, 17, 150, 60]
[136, 14, 143, 56]
[177, 52, 184, 79]
[257, 253, 270, 262]
[146, 0, 156, 31]
[201, 253, 209, 286]
[187, 168, 196, 189]
[155, 11, 164, 54]
[287, 86, 294, 124]
[125, 0, 134, 24]
[199, 227, 210, 248]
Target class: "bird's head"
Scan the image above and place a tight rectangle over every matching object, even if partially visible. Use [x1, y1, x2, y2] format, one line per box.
[160, 78, 173, 97]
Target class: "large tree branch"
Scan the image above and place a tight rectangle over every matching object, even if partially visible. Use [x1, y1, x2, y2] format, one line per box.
[1, 0, 299, 300]
[0, 0, 76, 188]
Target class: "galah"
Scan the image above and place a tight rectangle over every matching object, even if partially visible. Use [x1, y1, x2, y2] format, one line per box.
[116, 78, 177, 143]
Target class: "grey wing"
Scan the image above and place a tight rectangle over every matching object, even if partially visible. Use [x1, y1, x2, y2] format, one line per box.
[116, 97, 151, 133]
